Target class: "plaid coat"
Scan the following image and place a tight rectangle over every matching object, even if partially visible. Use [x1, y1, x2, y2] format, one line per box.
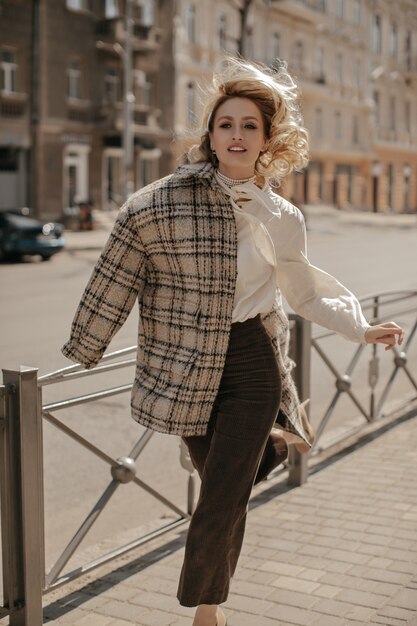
[62, 161, 308, 442]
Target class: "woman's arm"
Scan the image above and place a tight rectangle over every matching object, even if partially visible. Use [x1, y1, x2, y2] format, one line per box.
[275, 207, 404, 347]
[62, 205, 147, 368]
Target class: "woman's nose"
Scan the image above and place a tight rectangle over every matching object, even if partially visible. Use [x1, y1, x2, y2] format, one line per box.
[232, 131, 243, 140]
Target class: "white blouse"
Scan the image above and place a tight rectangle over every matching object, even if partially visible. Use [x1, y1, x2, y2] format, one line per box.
[214, 172, 370, 343]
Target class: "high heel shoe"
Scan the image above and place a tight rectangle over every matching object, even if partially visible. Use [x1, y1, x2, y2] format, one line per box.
[294, 399, 316, 454]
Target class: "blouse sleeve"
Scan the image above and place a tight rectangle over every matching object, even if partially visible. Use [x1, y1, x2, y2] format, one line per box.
[275, 207, 370, 343]
[61, 205, 147, 368]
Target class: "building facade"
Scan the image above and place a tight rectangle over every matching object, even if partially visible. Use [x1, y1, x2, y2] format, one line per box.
[1, 0, 416, 218]
[171, 0, 417, 213]
[0, 0, 167, 220]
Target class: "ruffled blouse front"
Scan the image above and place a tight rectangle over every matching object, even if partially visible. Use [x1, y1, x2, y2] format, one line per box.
[215, 171, 370, 343]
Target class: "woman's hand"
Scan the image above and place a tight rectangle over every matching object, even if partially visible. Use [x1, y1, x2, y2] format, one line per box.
[365, 322, 404, 351]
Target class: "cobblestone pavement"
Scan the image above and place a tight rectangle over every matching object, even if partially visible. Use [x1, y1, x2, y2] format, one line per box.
[41, 411, 417, 626]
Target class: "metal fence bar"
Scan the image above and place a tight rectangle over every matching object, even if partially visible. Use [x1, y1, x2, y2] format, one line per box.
[2, 367, 44, 626]
[0, 383, 18, 621]
[287, 315, 311, 486]
[39, 358, 136, 386]
[43, 383, 132, 411]
[46, 480, 121, 586]
[38, 346, 137, 383]
[45, 517, 188, 592]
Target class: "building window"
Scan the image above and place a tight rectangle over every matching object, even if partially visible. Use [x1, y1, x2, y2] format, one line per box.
[371, 14, 382, 54]
[135, 0, 154, 27]
[272, 32, 281, 60]
[405, 31, 412, 71]
[105, 0, 118, 18]
[66, 0, 88, 10]
[185, 4, 196, 44]
[104, 66, 119, 103]
[336, 53, 343, 83]
[335, 0, 344, 18]
[68, 60, 82, 100]
[390, 22, 398, 59]
[1, 49, 18, 94]
[135, 70, 151, 106]
[405, 101, 411, 135]
[186, 81, 196, 126]
[389, 96, 396, 132]
[315, 108, 323, 139]
[292, 41, 304, 71]
[218, 13, 227, 50]
[373, 90, 380, 126]
[335, 111, 342, 140]
[315, 45, 325, 81]
[354, 58, 361, 89]
[352, 115, 359, 144]
[353, 0, 361, 25]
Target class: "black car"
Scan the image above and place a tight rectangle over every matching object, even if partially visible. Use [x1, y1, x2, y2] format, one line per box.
[0, 211, 65, 261]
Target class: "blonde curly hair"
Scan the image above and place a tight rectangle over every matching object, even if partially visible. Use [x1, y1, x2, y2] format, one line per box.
[187, 56, 309, 181]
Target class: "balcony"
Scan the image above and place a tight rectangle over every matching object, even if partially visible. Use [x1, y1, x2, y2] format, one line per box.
[67, 99, 93, 123]
[95, 17, 162, 54]
[0, 92, 27, 118]
[273, 0, 328, 24]
[95, 102, 162, 135]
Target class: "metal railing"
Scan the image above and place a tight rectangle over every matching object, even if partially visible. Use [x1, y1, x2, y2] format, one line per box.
[1, 290, 416, 624]
[310, 289, 417, 450]
[0, 349, 198, 625]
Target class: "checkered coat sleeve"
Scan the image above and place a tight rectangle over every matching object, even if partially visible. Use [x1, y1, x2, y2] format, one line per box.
[62, 204, 147, 369]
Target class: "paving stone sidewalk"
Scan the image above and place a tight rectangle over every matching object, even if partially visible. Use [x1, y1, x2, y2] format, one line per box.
[42, 413, 417, 626]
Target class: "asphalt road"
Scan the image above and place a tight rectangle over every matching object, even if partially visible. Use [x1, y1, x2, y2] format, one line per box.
[1, 210, 416, 577]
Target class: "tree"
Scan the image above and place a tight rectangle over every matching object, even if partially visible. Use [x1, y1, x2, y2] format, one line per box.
[231, 0, 254, 55]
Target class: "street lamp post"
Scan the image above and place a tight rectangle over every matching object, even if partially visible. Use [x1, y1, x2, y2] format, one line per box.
[123, 0, 135, 201]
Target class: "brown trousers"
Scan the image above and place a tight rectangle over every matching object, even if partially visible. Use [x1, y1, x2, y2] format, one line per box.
[177, 314, 286, 607]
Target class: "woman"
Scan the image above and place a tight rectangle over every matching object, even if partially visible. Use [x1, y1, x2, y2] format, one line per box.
[62, 57, 404, 626]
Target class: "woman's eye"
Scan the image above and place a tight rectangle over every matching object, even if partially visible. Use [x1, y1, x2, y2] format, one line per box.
[219, 123, 231, 128]
[245, 124, 257, 129]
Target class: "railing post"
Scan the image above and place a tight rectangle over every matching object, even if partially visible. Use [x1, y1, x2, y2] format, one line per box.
[287, 316, 311, 487]
[1, 367, 44, 626]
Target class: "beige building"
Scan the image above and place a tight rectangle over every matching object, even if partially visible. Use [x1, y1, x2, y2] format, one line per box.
[1, 0, 416, 218]
[172, 0, 417, 213]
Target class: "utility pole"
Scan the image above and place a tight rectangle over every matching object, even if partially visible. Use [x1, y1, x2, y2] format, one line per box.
[30, 0, 40, 216]
[123, 0, 135, 200]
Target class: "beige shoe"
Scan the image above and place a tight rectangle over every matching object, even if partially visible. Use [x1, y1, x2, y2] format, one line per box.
[216, 607, 227, 626]
[294, 399, 316, 454]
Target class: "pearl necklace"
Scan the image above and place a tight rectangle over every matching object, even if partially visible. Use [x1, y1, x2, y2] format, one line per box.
[216, 170, 256, 188]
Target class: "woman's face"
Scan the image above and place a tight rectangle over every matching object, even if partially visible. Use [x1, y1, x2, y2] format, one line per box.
[209, 97, 267, 179]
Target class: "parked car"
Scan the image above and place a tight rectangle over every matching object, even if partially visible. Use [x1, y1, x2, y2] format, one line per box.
[0, 211, 65, 261]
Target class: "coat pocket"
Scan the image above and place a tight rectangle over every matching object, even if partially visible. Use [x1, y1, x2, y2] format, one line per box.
[136, 346, 197, 392]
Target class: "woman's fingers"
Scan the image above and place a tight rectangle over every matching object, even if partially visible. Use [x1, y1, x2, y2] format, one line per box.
[365, 322, 404, 349]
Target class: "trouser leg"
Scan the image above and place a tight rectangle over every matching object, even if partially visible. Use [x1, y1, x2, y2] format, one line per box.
[177, 315, 283, 607]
